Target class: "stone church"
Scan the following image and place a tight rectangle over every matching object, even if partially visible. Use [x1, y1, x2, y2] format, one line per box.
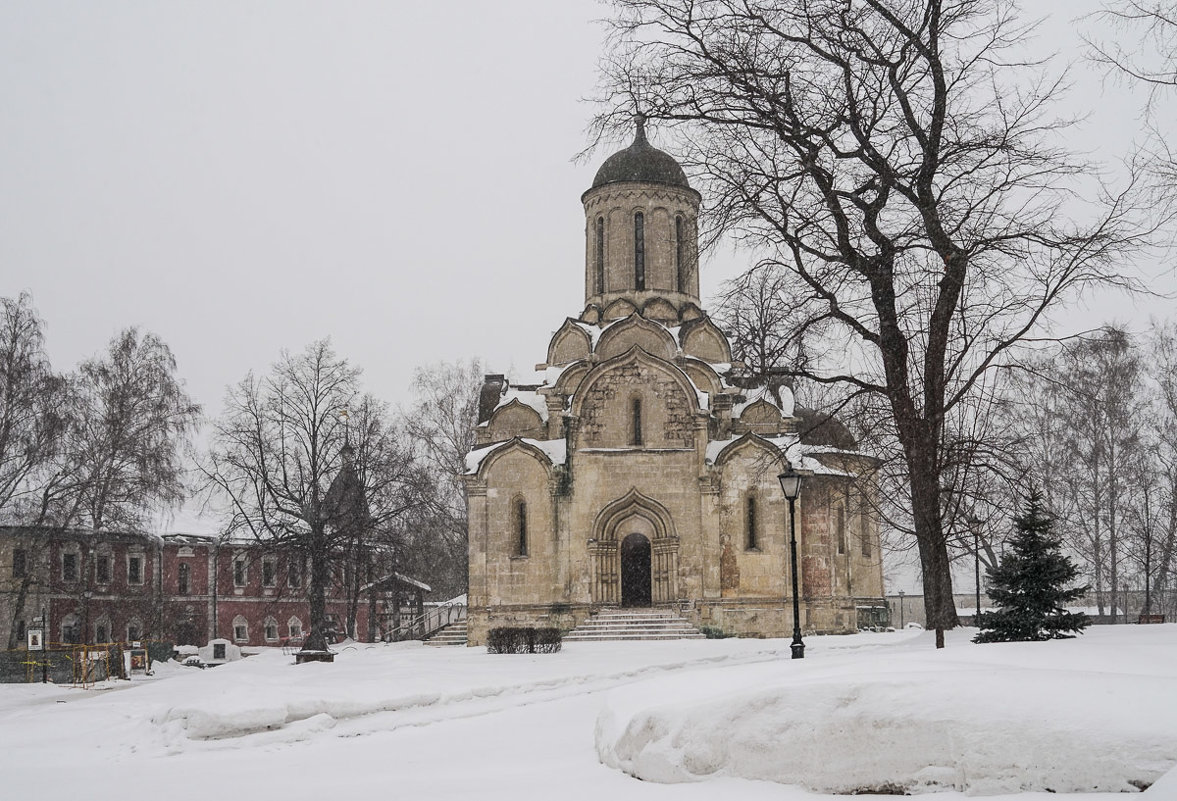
[464, 119, 884, 645]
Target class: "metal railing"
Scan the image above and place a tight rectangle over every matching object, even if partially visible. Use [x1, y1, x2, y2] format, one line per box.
[382, 599, 466, 642]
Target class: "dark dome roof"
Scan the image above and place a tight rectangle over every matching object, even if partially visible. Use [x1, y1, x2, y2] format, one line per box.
[591, 117, 691, 190]
[795, 407, 858, 450]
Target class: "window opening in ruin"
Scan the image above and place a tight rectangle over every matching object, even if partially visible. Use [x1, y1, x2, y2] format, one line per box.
[631, 397, 643, 445]
[62, 552, 77, 582]
[126, 620, 141, 642]
[178, 562, 190, 594]
[233, 557, 246, 586]
[95, 621, 108, 644]
[96, 554, 110, 584]
[746, 495, 759, 550]
[61, 614, 80, 643]
[861, 518, 872, 558]
[262, 556, 277, 587]
[634, 212, 645, 290]
[264, 618, 279, 641]
[288, 617, 303, 638]
[836, 508, 847, 554]
[128, 554, 143, 585]
[233, 616, 248, 642]
[515, 498, 528, 557]
[596, 216, 605, 294]
[675, 215, 685, 291]
[288, 558, 303, 588]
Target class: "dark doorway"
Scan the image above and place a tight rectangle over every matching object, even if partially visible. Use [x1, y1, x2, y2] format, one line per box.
[621, 533, 652, 607]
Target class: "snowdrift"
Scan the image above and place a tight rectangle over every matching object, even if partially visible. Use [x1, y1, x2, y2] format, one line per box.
[597, 630, 1177, 794]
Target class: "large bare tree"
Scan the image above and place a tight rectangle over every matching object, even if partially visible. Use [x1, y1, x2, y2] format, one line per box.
[205, 341, 419, 652]
[594, 0, 1149, 631]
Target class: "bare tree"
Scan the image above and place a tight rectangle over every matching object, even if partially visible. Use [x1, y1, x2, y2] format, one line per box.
[68, 328, 200, 532]
[0, 293, 68, 648]
[330, 396, 426, 640]
[593, 0, 1149, 632]
[205, 341, 418, 652]
[1087, 2, 1177, 196]
[1007, 327, 1149, 619]
[404, 359, 483, 598]
[0, 293, 65, 521]
[3, 322, 198, 646]
[1136, 320, 1177, 616]
[716, 263, 813, 405]
[1088, 2, 1177, 91]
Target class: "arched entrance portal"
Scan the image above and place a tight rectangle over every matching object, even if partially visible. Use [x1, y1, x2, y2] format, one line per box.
[621, 533, 652, 607]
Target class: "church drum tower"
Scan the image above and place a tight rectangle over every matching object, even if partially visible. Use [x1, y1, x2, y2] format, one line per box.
[463, 119, 885, 644]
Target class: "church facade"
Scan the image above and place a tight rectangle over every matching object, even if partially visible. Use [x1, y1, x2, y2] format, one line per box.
[464, 120, 884, 645]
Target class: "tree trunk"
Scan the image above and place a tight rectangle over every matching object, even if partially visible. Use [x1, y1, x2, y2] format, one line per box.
[6, 573, 34, 650]
[303, 533, 330, 652]
[900, 416, 959, 631]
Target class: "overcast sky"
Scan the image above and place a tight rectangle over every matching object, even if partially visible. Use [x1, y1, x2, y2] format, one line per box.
[1, 0, 1170, 438]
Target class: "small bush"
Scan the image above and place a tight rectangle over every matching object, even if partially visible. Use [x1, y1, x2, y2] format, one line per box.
[486, 627, 563, 654]
[699, 625, 733, 639]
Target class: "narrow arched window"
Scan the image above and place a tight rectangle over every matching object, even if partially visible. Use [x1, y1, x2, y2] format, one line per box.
[177, 562, 190, 594]
[634, 212, 645, 290]
[595, 216, 605, 294]
[746, 495, 758, 550]
[631, 397, 643, 445]
[675, 215, 685, 292]
[515, 498, 528, 557]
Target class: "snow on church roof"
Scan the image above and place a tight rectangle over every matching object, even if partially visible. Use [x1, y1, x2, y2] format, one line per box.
[493, 386, 549, 421]
[703, 435, 857, 477]
[732, 384, 796, 418]
[464, 437, 568, 475]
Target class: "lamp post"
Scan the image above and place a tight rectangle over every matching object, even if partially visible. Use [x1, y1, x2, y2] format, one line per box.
[777, 467, 805, 659]
[41, 605, 48, 684]
[966, 514, 984, 626]
[898, 590, 905, 628]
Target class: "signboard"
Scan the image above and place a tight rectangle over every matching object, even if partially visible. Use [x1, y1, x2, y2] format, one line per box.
[27, 628, 44, 651]
[129, 649, 148, 673]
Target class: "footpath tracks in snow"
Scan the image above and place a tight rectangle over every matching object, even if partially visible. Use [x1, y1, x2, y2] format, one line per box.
[154, 642, 822, 753]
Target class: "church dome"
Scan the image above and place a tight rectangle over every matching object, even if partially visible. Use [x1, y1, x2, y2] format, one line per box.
[591, 116, 690, 190]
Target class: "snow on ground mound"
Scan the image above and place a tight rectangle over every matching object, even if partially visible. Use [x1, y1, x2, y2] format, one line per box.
[597, 628, 1177, 794]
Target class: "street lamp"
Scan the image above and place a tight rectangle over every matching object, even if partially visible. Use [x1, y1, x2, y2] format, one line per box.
[777, 467, 805, 659]
[898, 590, 905, 628]
[966, 514, 985, 626]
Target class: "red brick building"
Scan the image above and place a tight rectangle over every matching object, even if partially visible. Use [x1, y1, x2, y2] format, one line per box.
[1, 526, 427, 649]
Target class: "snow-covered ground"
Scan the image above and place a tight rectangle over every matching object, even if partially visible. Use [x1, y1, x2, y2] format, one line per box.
[1, 626, 1174, 799]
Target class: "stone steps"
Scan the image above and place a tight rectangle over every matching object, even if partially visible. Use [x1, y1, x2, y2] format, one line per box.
[563, 608, 706, 642]
[424, 620, 468, 647]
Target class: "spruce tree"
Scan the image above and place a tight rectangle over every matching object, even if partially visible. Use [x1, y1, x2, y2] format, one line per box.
[974, 493, 1091, 643]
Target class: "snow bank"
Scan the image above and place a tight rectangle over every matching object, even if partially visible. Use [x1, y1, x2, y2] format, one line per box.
[148, 639, 793, 745]
[597, 628, 1177, 794]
